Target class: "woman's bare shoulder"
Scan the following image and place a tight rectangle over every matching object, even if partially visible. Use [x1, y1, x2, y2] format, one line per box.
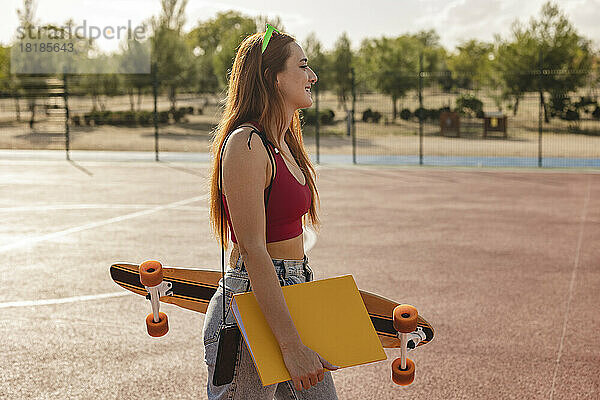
[221, 125, 273, 191]
[222, 125, 271, 170]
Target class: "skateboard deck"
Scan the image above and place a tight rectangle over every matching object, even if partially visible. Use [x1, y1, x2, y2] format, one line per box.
[110, 263, 434, 349]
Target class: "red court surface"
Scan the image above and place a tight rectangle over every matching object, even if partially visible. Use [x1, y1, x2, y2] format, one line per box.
[1, 159, 598, 399]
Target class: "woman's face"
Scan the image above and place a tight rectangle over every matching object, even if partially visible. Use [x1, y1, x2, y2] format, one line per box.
[276, 42, 318, 111]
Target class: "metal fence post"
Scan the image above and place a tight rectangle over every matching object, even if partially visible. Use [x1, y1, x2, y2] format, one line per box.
[63, 72, 70, 161]
[419, 53, 424, 166]
[153, 62, 159, 162]
[351, 67, 356, 165]
[538, 50, 543, 168]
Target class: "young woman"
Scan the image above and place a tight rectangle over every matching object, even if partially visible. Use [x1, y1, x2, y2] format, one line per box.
[203, 28, 340, 399]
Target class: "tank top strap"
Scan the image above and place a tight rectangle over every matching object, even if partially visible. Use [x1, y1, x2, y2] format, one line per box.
[233, 121, 277, 207]
[235, 121, 273, 150]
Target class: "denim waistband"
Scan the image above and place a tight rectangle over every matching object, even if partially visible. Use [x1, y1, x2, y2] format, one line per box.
[230, 253, 309, 279]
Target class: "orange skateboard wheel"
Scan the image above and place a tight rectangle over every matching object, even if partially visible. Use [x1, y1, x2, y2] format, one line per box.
[140, 260, 163, 287]
[392, 357, 415, 385]
[146, 312, 168, 337]
[393, 304, 418, 333]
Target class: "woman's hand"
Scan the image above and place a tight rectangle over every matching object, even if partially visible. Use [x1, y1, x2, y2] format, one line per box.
[280, 342, 340, 391]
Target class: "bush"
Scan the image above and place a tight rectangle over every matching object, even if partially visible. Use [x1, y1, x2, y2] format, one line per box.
[593, 106, 600, 120]
[123, 111, 136, 126]
[414, 107, 428, 121]
[456, 94, 483, 117]
[362, 108, 382, 123]
[428, 108, 441, 121]
[574, 96, 597, 113]
[172, 108, 187, 123]
[400, 108, 412, 120]
[550, 93, 569, 118]
[371, 111, 382, 123]
[158, 111, 170, 124]
[301, 108, 335, 125]
[81, 108, 195, 126]
[107, 112, 121, 125]
[400, 108, 452, 122]
[89, 110, 111, 125]
[138, 111, 153, 126]
[324, 109, 335, 124]
[564, 108, 579, 121]
[550, 94, 597, 120]
[107, 111, 136, 126]
[171, 106, 193, 122]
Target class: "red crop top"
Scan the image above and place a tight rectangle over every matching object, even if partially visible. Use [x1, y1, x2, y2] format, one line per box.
[221, 121, 311, 243]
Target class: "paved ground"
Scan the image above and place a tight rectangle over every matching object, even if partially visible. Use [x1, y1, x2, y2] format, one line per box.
[1, 155, 598, 399]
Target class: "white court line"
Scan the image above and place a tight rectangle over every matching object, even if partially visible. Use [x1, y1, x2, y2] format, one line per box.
[549, 176, 592, 400]
[0, 194, 207, 254]
[0, 204, 206, 212]
[0, 292, 131, 309]
[0, 223, 319, 309]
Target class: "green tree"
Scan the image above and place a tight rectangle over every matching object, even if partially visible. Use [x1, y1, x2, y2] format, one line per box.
[329, 32, 354, 114]
[0, 44, 9, 80]
[447, 39, 494, 90]
[0, 44, 17, 119]
[302, 32, 329, 92]
[213, 18, 261, 89]
[12, 5, 95, 125]
[412, 30, 450, 94]
[79, 68, 122, 111]
[358, 35, 419, 120]
[187, 11, 281, 92]
[15, 0, 43, 128]
[155, 0, 188, 33]
[494, 1, 593, 120]
[118, 25, 152, 111]
[413, 30, 446, 73]
[302, 32, 331, 98]
[150, 0, 195, 112]
[300, 32, 329, 125]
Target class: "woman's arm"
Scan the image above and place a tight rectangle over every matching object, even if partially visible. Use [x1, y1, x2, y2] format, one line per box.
[240, 249, 302, 346]
[222, 128, 302, 347]
[222, 128, 337, 391]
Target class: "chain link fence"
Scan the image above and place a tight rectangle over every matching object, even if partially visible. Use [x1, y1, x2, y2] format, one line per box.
[1, 69, 598, 168]
[342, 68, 600, 168]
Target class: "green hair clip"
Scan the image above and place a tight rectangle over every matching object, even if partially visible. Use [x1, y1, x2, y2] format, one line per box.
[262, 23, 279, 54]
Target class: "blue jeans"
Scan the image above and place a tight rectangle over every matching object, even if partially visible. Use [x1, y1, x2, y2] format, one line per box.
[202, 254, 339, 400]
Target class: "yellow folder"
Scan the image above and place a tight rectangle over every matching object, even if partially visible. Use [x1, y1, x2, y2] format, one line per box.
[230, 275, 387, 386]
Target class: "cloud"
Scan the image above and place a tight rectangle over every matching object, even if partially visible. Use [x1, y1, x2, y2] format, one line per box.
[445, 0, 502, 26]
[2, 0, 598, 53]
[184, 1, 311, 32]
[562, 0, 600, 48]
[410, 0, 600, 50]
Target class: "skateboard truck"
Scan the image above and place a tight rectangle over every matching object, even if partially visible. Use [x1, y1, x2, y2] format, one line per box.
[401, 326, 427, 350]
[144, 281, 173, 300]
[139, 260, 169, 337]
[391, 304, 419, 385]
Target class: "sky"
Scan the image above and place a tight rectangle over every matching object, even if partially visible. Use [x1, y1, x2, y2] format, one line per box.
[1, 0, 599, 53]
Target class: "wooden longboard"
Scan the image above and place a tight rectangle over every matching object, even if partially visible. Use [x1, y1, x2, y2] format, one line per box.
[110, 263, 434, 349]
